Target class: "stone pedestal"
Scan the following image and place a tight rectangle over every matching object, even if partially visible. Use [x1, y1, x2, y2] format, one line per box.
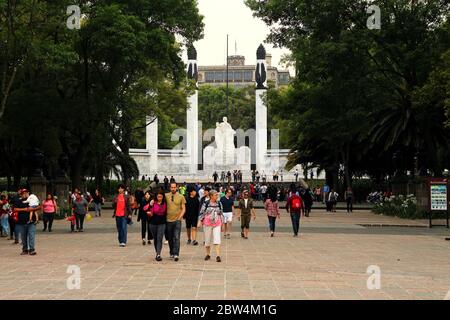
[28, 176, 47, 205]
[54, 177, 71, 215]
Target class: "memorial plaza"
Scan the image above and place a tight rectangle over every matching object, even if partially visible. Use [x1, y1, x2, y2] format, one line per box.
[1, 208, 449, 300]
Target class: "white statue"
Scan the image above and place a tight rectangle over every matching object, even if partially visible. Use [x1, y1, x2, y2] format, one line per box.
[214, 117, 235, 165]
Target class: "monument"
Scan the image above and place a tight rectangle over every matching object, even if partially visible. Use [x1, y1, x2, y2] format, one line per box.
[128, 43, 303, 182]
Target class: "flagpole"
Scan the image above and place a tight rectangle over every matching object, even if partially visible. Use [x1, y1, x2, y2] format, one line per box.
[226, 34, 229, 116]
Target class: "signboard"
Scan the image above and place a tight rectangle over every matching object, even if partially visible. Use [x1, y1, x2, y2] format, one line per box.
[430, 184, 447, 211]
[428, 178, 449, 228]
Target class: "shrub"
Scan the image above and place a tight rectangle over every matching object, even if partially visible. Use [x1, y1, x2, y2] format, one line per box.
[372, 194, 428, 219]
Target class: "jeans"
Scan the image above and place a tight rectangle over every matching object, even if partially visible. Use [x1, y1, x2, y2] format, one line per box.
[17, 223, 36, 251]
[141, 218, 153, 241]
[8, 216, 18, 240]
[42, 213, 54, 231]
[149, 223, 165, 256]
[115, 216, 128, 244]
[346, 198, 353, 212]
[290, 212, 301, 235]
[94, 203, 102, 216]
[267, 216, 276, 232]
[1, 215, 9, 236]
[166, 220, 181, 256]
[75, 214, 85, 230]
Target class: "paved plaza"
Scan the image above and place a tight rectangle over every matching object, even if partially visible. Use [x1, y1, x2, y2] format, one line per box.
[0, 209, 449, 300]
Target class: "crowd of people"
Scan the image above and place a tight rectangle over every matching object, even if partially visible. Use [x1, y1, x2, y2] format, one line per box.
[0, 178, 357, 261]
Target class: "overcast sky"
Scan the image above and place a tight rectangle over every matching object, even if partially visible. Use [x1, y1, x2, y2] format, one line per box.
[182, 0, 291, 72]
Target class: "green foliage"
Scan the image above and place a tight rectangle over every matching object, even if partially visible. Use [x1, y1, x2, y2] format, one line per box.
[372, 194, 427, 219]
[0, 0, 204, 188]
[198, 85, 255, 131]
[246, 0, 450, 188]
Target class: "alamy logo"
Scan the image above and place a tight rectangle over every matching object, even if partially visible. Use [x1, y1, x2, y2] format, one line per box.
[366, 265, 381, 290]
[66, 265, 81, 290]
[66, 5, 81, 30]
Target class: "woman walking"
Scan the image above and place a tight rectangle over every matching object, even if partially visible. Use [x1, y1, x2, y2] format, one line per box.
[71, 192, 89, 232]
[148, 190, 167, 261]
[344, 187, 354, 213]
[264, 187, 280, 237]
[184, 185, 200, 245]
[42, 193, 58, 232]
[137, 191, 153, 245]
[112, 184, 132, 247]
[92, 189, 104, 217]
[198, 190, 223, 262]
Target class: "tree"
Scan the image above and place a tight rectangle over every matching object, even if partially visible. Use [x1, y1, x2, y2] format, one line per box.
[247, 0, 450, 188]
[0, 0, 204, 189]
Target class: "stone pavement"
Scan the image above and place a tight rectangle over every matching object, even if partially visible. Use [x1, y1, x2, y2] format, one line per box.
[0, 209, 449, 300]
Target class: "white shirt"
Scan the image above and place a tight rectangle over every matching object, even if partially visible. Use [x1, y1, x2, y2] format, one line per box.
[24, 194, 39, 207]
[198, 188, 204, 199]
[244, 198, 248, 208]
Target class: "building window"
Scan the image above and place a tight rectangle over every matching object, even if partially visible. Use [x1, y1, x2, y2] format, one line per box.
[234, 71, 243, 82]
[244, 70, 253, 82]
[214, 71, 224, 82]
[205, 72, 214, 82]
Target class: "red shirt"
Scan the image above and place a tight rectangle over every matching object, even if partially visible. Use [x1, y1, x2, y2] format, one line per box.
[115, 194, 126, 217]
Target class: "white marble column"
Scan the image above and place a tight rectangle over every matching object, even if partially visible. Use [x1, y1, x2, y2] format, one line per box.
[255, 44, 268, 172]
[187, 90, 198, 174]
[146, 115, 158, 173]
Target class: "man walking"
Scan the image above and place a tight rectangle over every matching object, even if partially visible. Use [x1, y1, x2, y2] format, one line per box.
[220, 188, 235, 239]
[237, 190, 256, 239]
[165, 182, 186, 261]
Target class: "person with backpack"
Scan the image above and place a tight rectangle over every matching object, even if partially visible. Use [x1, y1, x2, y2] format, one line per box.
[198, 190, 223, 262]
[286, 186, 304, 237]
[328, 189, 339, 212]
[264, 187, 280, 237]
[112, 184, 133, 247]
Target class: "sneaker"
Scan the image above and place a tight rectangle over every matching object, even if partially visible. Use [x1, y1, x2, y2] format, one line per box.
[174, 256, 179, 262]
[241, 232, 244, 238]
[164, 240, 168, 245]
[13, 240, 19, 244]
[216, 256, 221, 262]
[170, 255, 174, 259]
[204, 255, 211, 261]
[192, 240, 198, 246]
[155, 255, 162, 262]
[29, 250, 36, 256]
[79, 229, 84, 232]
[42, 228, 46, 232]
[148, 240, 152, 245]
[187, 239, 191, 245]
[48, 229, 52, 232]
[270, 232, 274, 237]
[119, 243, 126, 247]
[142, 239, 146, 245]
[20, 250, 29, 255]
[244, 236, 248, 239]
[227, 234, 231, 239]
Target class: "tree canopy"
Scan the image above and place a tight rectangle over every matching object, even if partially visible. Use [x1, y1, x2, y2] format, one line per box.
[0, 0, 204, 189]
[246, 0, 450, 187]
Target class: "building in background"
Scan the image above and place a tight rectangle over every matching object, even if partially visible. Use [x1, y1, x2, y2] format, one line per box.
[198, 53, 290, 88]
